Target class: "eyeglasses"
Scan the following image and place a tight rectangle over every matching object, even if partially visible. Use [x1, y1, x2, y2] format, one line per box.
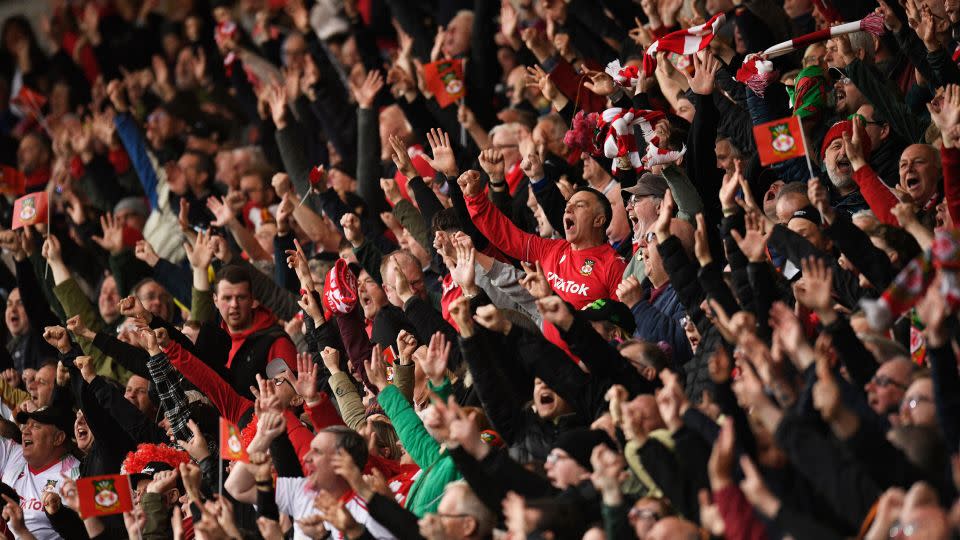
[639, 231, 656, 244]
[903, 395, 931, 410]
[889, 520, 917, 538]
[628, 508, 662, 522]
[869, 375, 906, 391]
[848, 113, 884, 126]
[545, 451, 571, 465]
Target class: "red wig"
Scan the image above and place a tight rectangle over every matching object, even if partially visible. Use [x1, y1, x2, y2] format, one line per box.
[121, 443, 191, 474]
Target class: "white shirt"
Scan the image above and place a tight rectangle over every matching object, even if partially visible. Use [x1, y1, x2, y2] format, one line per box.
[276, 477, 396, 540]
[0, 438, 81, 540]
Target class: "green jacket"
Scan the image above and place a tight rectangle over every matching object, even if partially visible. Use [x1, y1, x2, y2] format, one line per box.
[377, 380, 461, 516]
[52, 278, 131, 384]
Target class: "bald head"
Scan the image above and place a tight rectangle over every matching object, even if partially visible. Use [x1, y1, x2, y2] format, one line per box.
[646, 517, 701, 540]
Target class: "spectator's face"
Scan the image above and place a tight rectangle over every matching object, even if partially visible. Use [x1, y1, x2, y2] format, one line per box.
[682, 316, 701, 351]
[304, 432, 340, 490]
[639, 225, 667, 287]
[178, 153, 209, 196]
[215, 280, 256, 332]
[17, 134, 47, 174]
[137, 281, 172, 321]
[834, 79, 865, 116]
[899, 378, 934, 427]
[75, 411, 93, 453]
[787, 217, 825, 250]
[762, 180, 785, 220]
[442, 13, 473, 58]
[379, 106, 410, 160]
[125, 375, 152, 415]
[20, 420, 65, 466]
[282, 34, 308, 70]
[382, 255, 426, 307]
[544, 448, 587, 489]
[857, 104, 888, 146]
[675, 98, 695, 123]
[947, 0, 960, 22]
[435, 485, 479, 539]
[532, 378, 569, 420]
[215, 150, 239, 188]
[492, 129, 521, 169]
[898, 145, 940, 205]
[146, 109, 176, 148]
[803, 43, 827, 69]
[28, 365, 55, 408]
[533, 119, 564, 157]
[865, 360, 911, 415]
[357, 270, 387, 319]
[715, 139, 736, 175]
[824, 137, 855, 192]
[99, 275, 121, 322]
[629, 194, 661, 236]
[115, 208, 147, 231]
[240, 174, 269, 206]
[5, 288, 27, 337]
[629, 498, 666, 539]
[563, 190, 604, 244]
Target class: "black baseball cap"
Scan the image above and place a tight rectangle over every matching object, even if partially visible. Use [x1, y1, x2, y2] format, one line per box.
[16, 405, 74, 436]
[580, 298, 637, 336]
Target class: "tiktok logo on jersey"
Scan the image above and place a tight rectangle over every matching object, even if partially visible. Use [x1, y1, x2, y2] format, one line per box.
[546, 272, 590, 296]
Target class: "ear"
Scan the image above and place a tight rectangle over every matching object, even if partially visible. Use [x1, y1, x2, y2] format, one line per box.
[880, 123, 891, 140]
[53, 430, 66, 447]
[165, 489, 181, 507]
[251, 298, 260, 309]
[463, 517, 478, 537]
[857, 48, 866, 60]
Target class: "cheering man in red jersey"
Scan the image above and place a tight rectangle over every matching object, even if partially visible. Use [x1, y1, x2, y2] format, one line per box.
[459, 169, 625, 354]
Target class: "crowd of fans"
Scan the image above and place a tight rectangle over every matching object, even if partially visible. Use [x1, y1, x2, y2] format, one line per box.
[0, 0, 958, 538]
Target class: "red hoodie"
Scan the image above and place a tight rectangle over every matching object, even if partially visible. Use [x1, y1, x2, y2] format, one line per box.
[223, 305, 298, 372]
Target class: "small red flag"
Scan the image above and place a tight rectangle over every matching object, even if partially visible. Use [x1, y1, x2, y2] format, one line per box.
[11, 85, 47, 110]
[753, 116, 807, 166]
[11, 191, 48, 230]
[220, 417, 248, 462]
[422, 59, 465, 108]
[308, 165, 326, 189]
[77, 474, 133, 518]
[0, 165, 25, 196]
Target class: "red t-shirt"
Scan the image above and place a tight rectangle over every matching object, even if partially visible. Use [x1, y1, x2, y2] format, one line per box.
[465, 192, 625, 358]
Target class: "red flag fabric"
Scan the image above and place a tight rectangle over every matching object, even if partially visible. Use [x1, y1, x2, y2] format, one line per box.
[220, 417, 248, 462]
[643, 13, 726, 76]
[77, 474, 133, 518]
[12, 85, 47, 110]
[422, 59, 465, 108]
[753, 116, 807, 166]
[11, 191, 48, 230]
[0, 165, 25, 196]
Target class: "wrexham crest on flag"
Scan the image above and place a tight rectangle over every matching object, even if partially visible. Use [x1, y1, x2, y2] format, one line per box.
[769, 123, 797, 155]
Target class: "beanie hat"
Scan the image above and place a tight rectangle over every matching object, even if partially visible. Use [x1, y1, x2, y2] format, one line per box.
[789, 205, 822, 227]
[860, 229, 960, 330]
[114, 196, 149, 220]
[820, 120, 872, 160]
[790, 66, 830, 119]
[323, 258, 358, 316]
[553, 428, 616, 471]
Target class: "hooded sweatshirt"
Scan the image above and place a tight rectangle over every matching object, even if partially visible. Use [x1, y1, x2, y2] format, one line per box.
[222, 305, 297, 399]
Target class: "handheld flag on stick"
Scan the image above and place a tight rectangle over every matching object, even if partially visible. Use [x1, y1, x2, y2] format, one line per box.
[296, 165, 326, 209]
[11, 191, 48, 230]
[423, 59, 466, 108]
[220, 417, 248, 462]
[753, 115, 816, 178]
[77, 474, 134, 518]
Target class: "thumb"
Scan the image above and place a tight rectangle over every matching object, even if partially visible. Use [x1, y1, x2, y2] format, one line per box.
[730, 229, 744, 245]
